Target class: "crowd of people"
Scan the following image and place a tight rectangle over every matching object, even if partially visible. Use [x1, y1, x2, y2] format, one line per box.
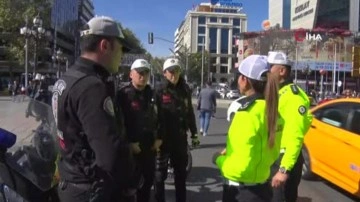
[6, 73, 55, 104]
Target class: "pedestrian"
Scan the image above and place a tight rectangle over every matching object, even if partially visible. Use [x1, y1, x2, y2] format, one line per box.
[267, 51, 313, 202]
[154, 58, 200, 202]
[51, 16, 136, 202]
[11, 80, 20, 102]
[197, 80, 217, 136]
[115, 59, 162, 202]
[213, 55, 284, 202]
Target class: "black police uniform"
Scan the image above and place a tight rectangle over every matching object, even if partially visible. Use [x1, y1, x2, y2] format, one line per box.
[116, 83, 158, 202]
[52, 57, 134, 202]
[154, 77, 197, 202]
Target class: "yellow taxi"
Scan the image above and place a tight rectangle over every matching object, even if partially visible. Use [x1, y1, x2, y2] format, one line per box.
[302, 98, 360, 197]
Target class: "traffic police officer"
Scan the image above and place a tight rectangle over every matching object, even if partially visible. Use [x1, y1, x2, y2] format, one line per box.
[268, 52, 313, 202]
[214, 55, 284, 202]
[52, 16, 134, 202]
[154, 58, 199, 202]
[116, 59, 161, 202]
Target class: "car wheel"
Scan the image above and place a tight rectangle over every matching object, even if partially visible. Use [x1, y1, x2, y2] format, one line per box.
[301, 146, 316, 180]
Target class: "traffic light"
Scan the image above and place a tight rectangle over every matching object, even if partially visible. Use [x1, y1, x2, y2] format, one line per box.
[352, 46, 360, 77]
[148, 32, 154, 44]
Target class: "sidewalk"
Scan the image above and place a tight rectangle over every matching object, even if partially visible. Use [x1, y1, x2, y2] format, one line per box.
[0, 97, 41, 145]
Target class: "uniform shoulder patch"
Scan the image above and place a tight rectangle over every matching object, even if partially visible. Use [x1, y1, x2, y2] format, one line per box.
[237, 97, 255, 111]
[53, 80, 66, 96]
[290, 84, 299, 95]
[103, 96, 115, 117]
[298, 105, 307, 115]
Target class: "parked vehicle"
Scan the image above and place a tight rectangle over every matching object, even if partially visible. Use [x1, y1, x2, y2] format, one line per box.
[226, 89, 240, 99]
[302, 98, 360, 199]
[0, 97, 59, 202]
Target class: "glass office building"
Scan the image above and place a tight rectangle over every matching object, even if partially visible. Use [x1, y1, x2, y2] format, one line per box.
[174, 3, 247, 83]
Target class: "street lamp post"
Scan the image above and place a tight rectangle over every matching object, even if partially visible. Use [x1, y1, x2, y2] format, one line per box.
[302, 64, 311, 94]
[319, 69, 326, 100]
[20, 13, 50, 87]
[52, 49, 67, 78]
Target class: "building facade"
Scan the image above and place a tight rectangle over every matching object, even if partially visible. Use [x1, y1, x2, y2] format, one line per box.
[75, 0, 95, 58]
[268, 0, 291, 29]
[175, 2, 247, 83]
[269, 0, 360, 31]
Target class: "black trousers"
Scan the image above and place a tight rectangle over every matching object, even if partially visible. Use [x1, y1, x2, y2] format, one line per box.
[57, 180, 125, 202]
[222, 183, 273, 202]
[271, 152, 304, 202]
[154, 145, 188, 202]
[136, 150, 156, 202]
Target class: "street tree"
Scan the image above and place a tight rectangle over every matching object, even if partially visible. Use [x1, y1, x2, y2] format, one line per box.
[0, 0, 51, 79]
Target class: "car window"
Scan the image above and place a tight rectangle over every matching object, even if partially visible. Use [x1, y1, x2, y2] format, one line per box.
[349, 110, 360, 135]
[318, 106, 350, 129]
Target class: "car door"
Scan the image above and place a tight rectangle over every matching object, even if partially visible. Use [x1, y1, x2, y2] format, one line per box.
[306, 103, 351, 182]
[339, 103, 360, 194]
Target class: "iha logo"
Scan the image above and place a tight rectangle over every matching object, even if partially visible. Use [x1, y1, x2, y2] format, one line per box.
[294, 31, 322, 42]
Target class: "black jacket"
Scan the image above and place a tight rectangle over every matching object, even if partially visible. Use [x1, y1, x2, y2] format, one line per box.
[155, 78, 197, 146]
[52, 57, 133, 186]
[116, 83, 157, 150]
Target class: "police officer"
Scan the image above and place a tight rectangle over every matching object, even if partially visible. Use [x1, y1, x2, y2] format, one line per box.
[268, 52, 313, 202]
[214, 55, 284, 202]
[154, 58, 199, 202]
[115, 59, 161, 202]
[52, 16, 134, 202]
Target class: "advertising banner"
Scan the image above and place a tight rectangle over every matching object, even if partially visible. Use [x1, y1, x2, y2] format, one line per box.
[237, 30, 354, 72]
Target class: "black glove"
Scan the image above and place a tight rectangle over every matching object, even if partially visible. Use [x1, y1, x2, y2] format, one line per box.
[191, 134, 200, 147]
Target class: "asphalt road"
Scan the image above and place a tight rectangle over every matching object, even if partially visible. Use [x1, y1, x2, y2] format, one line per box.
[161, 105, 359, 202]
[0, 97, 359, 202]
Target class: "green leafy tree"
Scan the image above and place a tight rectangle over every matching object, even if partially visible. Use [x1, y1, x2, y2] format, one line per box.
[0, 0, 51, 79]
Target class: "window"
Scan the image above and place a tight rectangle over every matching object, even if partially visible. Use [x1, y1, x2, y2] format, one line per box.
[198, 36, 205, 44]
[318, 105, 350, 129]
[198, 16, 206, 25]
[210, 17, 217, 23]
[349, 110, 360, 134]
[220, 57, 227, 64]
[233, 28, 240, 36]
[220, 66, 228, 73]
[221, 29, 229, 54]
[221, 18, 229, 23]
[209, 28, 217, 53]
[198, 26, 205, 34]
[233, 19, 240, 26]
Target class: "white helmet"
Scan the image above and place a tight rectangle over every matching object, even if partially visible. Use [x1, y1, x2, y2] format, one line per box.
[163, 58, 181, 71]
[131, 59, 150, 70]
[34, 73, 42, 80]
[267, 51, 292, 66]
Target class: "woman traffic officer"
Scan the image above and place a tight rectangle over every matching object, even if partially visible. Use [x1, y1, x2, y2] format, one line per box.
[214, 55, 284, 202]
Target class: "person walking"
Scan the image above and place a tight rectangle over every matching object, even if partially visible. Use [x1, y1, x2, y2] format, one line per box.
[154, 58, 199, 202]
[52, 16, 135, 202]
[116, 59, 161, 202]
[268, 51, 313, 202]
[197, 80, 217, 136]
[214, 55, 284, 202]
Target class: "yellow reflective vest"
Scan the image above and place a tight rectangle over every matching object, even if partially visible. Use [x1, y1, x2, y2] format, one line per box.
[278, 83, 313, 170]
[216, 97, 284, 183]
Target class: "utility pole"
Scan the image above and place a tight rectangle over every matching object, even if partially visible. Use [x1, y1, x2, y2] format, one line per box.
[24, 16, 29, 88]
[201, 37, 205, 88]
